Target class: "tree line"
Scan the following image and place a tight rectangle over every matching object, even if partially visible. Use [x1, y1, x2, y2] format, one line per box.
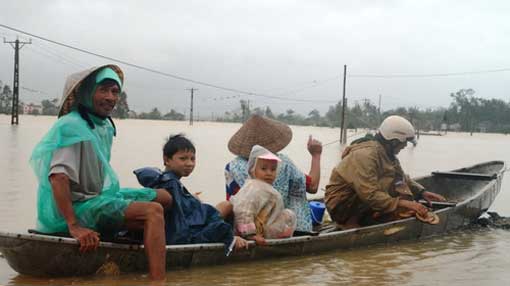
[0, 81, 185, 120]
[215, 89, 510, 133]
[1, 80, 509, 133]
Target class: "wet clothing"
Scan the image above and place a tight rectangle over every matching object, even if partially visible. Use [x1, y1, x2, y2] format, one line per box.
[134, 167, 234, 249]
[325, 138, 424, 225]
[232, 179, 296, 239]
[31, 111, 156, 234]
[225, 154, 313, 232]
[231, 146, 296, 238]
[49, 141, 104, 201]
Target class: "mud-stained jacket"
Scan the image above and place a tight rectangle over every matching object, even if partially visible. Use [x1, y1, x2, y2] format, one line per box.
[324, 140, 424, 220]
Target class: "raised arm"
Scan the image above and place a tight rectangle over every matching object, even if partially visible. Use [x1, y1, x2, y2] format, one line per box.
[306, 135, 322, 194]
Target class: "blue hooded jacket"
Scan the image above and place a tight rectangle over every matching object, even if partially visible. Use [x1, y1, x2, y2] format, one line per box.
[134, 167, 234, 252]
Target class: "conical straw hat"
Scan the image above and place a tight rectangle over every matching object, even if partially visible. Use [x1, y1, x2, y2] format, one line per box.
[228, 115, 292, 158]
[58, 64, 124, 117]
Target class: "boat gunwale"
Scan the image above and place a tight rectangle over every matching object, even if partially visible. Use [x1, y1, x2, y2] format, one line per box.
[0, 160, 505, 253]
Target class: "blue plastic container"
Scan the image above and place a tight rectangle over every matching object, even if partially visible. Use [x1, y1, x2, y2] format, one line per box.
[309, 201, 326, 225]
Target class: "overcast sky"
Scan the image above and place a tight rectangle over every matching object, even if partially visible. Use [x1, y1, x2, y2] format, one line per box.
[1, 0, 509, 118]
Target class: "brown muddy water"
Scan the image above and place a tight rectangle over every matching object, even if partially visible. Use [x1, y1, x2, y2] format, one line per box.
[1, 114, 509, 286]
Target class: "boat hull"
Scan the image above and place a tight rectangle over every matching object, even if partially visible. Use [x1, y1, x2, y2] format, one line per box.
[0, 161, 505, 276]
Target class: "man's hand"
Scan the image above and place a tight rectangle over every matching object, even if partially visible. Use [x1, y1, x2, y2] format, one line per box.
[68, 223, 100, 253]
[50, 173, 101, 253]
[422, 191, 446, 207]
[307, 135, 322, 156]
[399, 199, 428, 217]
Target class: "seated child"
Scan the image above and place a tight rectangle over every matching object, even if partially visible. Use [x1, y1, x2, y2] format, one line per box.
[232, 145, 297, 244]
[134, 134, 246, 254]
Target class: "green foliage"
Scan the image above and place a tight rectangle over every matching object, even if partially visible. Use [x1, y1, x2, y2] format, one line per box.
[163, 109, 185, 121]
[324, 101, 342, 127]
[277, 109, 306, 125]
[0, 83, 13, 114]
[4, 76, 510, 133]
[240, 100, 250, 122]
[138, 108, 162, 120]
[41, 98, 59, 115]
[382, 106, 447, 131]
[213, 88, 510, 133]
[264, 107, 275, 119]
[446, 89, 510, 132]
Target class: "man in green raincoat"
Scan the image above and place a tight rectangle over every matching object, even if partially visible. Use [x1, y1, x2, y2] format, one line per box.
[30, 65, 170, 280]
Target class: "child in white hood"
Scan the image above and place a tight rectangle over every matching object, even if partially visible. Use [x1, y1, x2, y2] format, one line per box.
[232, 145, 297, 244]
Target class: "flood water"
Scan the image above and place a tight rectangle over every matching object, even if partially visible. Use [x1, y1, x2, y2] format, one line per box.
[1, 114, 509, 285]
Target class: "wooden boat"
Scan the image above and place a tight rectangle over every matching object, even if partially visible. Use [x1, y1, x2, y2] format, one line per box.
[0, 161, 505, 277]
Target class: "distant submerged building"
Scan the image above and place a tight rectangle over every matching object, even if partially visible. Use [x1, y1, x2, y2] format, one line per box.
[23, 103, 43, 115]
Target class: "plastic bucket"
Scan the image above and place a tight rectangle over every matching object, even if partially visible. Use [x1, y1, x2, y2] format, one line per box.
[309, 201, 326, 225]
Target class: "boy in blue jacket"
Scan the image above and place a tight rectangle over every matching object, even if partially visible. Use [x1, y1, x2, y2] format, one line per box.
[134, 134, 246, 254]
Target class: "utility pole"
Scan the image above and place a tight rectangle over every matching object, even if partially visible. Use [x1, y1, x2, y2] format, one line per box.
[4, 37, 31, 125]
[187, 88, 197, 125]
[343, 98, 348, 142]
[442, 111, 448, 135]
[340, 65, 347, 144]
[241, 99, 250, 122]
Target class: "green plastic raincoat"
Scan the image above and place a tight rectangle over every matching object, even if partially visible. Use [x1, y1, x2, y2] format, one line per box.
[30, 65, 155, 234]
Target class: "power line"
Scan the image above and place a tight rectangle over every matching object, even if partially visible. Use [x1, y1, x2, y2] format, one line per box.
[202, 94, 241, 102]
[0, 24, 337, 103]
[21, 86, 49, 95]
[31, 41, 90, 68]
[349, 68, 510, 78]
[5, 24, 508, 107]
[27, 44, 85, 69]
[260, 76, 340, 96]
